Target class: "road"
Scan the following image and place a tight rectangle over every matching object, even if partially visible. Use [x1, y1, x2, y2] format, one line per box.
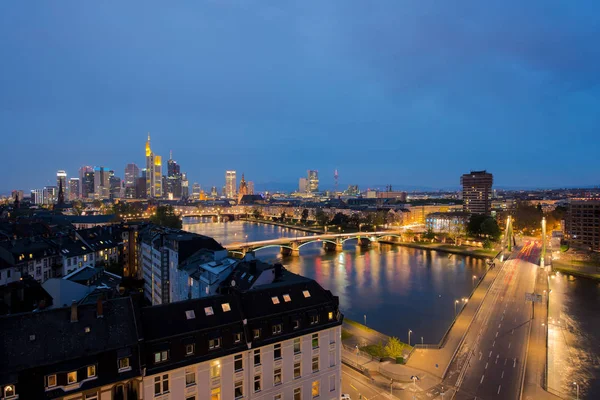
[445, 241, 540, 399]
[342, 364, 391, 400]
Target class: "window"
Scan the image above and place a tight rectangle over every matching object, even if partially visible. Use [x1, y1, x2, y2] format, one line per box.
[209, 337, 221, 349]
[293, 319, 300, 329]
[254, 374, 261, 392]
[294, 338, 301, 354]
[118, 357, 130, 371]
[312, 333, 319, 349]
[205, 306, 214, 316]
[67, 371, 77, 384]
[85, 393, 98, 400]
[328, 311, 334, 320]
[272, 324, 282, 335]
[46, 374, 57, 388]
[234, 332, 242, 343]
[273, 368, 282, 386]
[234, 380, 243, 399]
[185, 368, 196, 386]
[310, 314, 319, 325]
[283, 294, 291, 302]
[312, 380, 320, 398]
[221, 303, 231, 312]
[154, 350, 168, 363]
[274, 343, 281, 359]
[186, 397, 195, 400]
[210, 360, 221, 378]
[312, 355, 319, 373]
[234, 354, 243, 371]
[271, 296, 280, 304]
[253, 328, 261, 339]
[329, 375, 336, 392]
[254, 349, 261, 366]
[186, 343, 195, 355]
[274, 394, 282, 400]
[211, 387, 221, 400]
[294, 362, 301, 379]
[87, 365, 96, 378]
[154, 374, 169, 396]
[185, 310, 196, 319]
[4, 385, 15, 398]
[303, 290, 311, 298]
[293, 387, 302, 400]
[329, 350, 336, 367]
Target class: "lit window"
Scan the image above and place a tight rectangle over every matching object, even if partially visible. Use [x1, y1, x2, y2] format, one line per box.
[185, 310, 196, 319]
[254, 349, 261, 366]
[210, 360, 221, 379]
[303, 290, 310, 298]
[271, 296, 280, 305]
[234, 354, 243, 371]
[4, 385, 15, 398]
[234, 380, 243, 399]
[185, 368, 196, 386]
[46, 374, 57, 388]
[312, 380, 320, 398]
[186, 343, 195, 355]
[209, 338, 221, 349]
[221, 303, 231, 312]
[205, 306, 214, 316]
[283, 294, 291, 302]
[253, 328, 261, 339]
[274, 343, 282, 359]
[294, 362, 301, 379]
[87, 365, 96, 378]
[83, 255, 87, 262]
[312, 355, 319, 373]
[254, 374, 261, 393]
[67, 371, 77, 384]
[294, 338, 301, 354]
[118, 357, 130, 371]
[272, 324, 282, 335]
[328, 311, 334, 320]
[273, 367, 282, 386]
[211, 387, 221, 400]
[312, 333, 319, 349]
[154, 350, 169, 363]
[234, 332, 242, 343]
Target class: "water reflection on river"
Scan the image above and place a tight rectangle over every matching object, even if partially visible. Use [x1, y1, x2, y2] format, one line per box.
[184, 219, 486, 342]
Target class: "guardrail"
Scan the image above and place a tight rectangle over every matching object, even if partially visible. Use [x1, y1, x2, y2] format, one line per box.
[341, 356, 368, 373]
[341, 343, 380, 362]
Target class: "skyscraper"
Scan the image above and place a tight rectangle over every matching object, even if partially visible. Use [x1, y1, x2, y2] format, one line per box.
[56, 170, 67, 198]
[124, 163, 139, 198]
[192, 183, 201, 200]
[308, 170, 319, 193]
[94, 166, 110, 200]
[299, 177, 308, 193]
[68, 178, 79, 201]
[166, 151, 182, 199]
[79, 166, 93, 198]
[247, 181, 254, 195]
[461, 170, 493, 215]
[145, 134, 163, 198]
[225, 170, 237, 199]
[109, 170, 122, 200]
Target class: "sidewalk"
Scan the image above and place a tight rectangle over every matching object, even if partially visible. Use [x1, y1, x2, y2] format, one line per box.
[406, 257, 503, 378]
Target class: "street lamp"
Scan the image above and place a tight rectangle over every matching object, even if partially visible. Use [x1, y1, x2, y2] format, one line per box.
[454, 299, 459, 317]
[472, 275, 477, 287]
[364, 314, 367, 327]
[408, 329, 412, 346]
[355, 344, 359, 366]
[421, 336, 424, 345]
[573, 382, 579, 400]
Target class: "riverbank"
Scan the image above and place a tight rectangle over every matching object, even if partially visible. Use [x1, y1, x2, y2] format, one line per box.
[552, 259, 600, 280]
[381, 240, 498, 259]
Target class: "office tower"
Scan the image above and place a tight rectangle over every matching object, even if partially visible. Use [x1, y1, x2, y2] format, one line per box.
[165, 152, 183, 199]
[566, 200, 600, 251]
[78, 166, 93, 198]
[192, 183, 201, 200]
[145, 134, 163, 198]
[308, 170, 319, 193]
[124, 163, 139, 198]
[210, 186, 218, 198]
[31, 189, 43, 205]
[461, 170, 493, 215]
[136, 176, 147, 199]
[225, 170, 237, 198]
[56, 170, 67, 197]
[181, 172, 188, 199]
[68, 178, 79, 201]
[299, 177, 308, 193]
[94, 166, 110, 199]
[82, 171, 95, 198]
[43, 186, 58, 204]
[109, 171, 122, 200]
[247, 181, 254, 195]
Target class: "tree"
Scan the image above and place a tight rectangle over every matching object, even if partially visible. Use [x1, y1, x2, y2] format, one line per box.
[252, 207, 262, 219]
[71, 200, 84, 215]
[423, 228, 436, 240]
[150, 205, 182, 229]
[92, 199, 103, 209]
[384, 337, 405, 358]
[480, 218, 501, 240]
[280, 211, 286, 222]
[330, 212, 349, 227]
[467, 214, 487, 237]
[315, 209, 329, 227]
[300, 209, 309, 224]
[513, 201, 543, 234]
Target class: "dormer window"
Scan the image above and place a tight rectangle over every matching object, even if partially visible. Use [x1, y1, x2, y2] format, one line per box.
[221, 303, 231, 312]
[186, 344, 195, 355]
[272, 324, 282, 335]
[310, 314, 319, 325]
[328, 311, 334, 320]
[283, 294, 291, 302]
[253, 328, 261, 339]
[204, 307, 214, 316]
[118, 357, 130, 372]
[67, 371, 77, 384]
[185, 310, 195, 319]
[4, 385, 15, 398]
[208, 337, 221, 349]
[87, 365, 96, 378]
[154, 350, 169, 363]
[271, 296, 280, 305]
[46, 374, 57, 388]
[234, 332, 242, 343]
[303, 290, 311, 298]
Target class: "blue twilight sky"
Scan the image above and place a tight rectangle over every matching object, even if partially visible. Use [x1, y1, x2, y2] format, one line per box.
[1, 1, 599, 193]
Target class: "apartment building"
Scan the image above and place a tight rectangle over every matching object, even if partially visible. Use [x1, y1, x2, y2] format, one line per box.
[566, 200, 600, 251]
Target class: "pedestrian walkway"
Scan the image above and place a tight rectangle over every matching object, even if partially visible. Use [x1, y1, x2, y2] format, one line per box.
[406, 257, 504, 378]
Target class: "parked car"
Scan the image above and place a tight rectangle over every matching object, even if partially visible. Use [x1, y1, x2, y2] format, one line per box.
[341, 395, 352, 400]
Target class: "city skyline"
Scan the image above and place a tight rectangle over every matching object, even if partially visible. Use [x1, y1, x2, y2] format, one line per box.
[1, 1, 600, 192]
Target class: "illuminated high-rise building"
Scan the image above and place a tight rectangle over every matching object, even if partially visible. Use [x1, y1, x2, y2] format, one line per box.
[68, 178, 79, 201]
[56, 170, 67, 198]
[79, 166, 93, 198]
[124, 163, 139, 198]
[247, 181, 254, 195]
[461, 170, 493, 215]
[225, 170, 237, 199]
[192, 183, 201, 200]
[145, 134, 163, 198]
[94, 166, 110, 199]
[308, 170, 319, 193]
[210, 186, 218, 198]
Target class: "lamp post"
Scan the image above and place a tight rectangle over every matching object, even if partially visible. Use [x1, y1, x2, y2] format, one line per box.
[408, 329, 412, 346]
[421, 336, 424, 345]
[355, 345, 359, 367]
[364, 314, 367, 327]
[573, 382, 579, 400]
[472, 275, 477, 287]
[454, 299, 459, 317]
[411, 376, 420, 400]
[390, 379, 393, 396]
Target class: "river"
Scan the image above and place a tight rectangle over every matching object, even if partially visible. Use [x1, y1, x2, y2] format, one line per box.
[184, 218, 487, 343]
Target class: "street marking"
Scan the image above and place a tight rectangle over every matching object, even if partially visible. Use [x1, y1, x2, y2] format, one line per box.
[351, 384, 357, 391]
[492, 341, 495, 347]
[485, 362, 488, 369]
[501, 371, 505, 378]
[508, 342, 511, 349]
[498, 385, 502, 394]
[480, 375, 485, 384]
[504, 359, 507, 365]
[512, 329, 514, 335]
[489, 351, 493, 358]
[495, 355, 499, 364]
[496, 332, 499, 338]
[498, 324, 502, 328]
[479, 352, 482, 361]
[513, 358, 516, 368]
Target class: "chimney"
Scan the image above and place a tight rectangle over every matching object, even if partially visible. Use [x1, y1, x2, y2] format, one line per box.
[70, 300, 78, 322]
[96, 296, 104, 318]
